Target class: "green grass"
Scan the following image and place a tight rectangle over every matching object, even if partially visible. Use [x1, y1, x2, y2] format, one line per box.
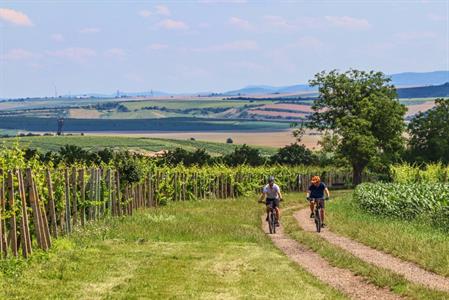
[0, 116, 290, 132]
[281, 192, 449, 300]
[0, 136, 278, 156]
[0, 197, 346, 299]
[326, 191, 449, 276]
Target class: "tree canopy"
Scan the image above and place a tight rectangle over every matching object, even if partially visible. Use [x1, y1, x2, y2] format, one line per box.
[407, 98, 449, 163]
[308, 69, 406, 184]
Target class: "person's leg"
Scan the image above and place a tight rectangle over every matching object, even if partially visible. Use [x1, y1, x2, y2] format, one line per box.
[266, 205, 270, 220]
[309, 200, 314, 218]
[320, 200, 325, 225]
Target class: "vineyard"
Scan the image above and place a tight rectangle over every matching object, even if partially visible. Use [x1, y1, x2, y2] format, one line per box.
[0, 145, 354, 259]
[354, 163, 449, 229]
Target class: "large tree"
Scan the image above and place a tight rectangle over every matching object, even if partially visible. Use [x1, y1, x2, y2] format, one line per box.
[407, 98, 449, 163]
[308, 70, 406, 185]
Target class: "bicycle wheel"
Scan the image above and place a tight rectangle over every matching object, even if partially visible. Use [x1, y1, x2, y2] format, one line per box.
[268, 212, 274, 234]
[271, 212, 276, 234]
[314, 208, 321, 233]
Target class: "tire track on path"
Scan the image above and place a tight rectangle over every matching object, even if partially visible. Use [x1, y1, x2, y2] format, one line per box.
[261, 216, 401, 300]
[295, 208, 449, 293]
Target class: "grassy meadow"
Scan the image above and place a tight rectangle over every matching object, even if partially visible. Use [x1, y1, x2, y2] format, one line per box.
[0, 197, 345, 299]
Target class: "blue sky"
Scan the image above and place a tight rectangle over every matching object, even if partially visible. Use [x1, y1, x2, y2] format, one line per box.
[0, 0, 448, 98]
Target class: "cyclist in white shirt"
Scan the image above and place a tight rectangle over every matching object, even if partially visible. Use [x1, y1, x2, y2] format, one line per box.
[258, 176, 283, 226]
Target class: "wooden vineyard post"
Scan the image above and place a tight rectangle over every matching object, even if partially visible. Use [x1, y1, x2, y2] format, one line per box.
[79, 168, 86, 226]
[0, 169, 7, 258]
[107, 169, 112, 215]
[115, 171, 121, 216]
[45, 170, 58, 237]
[71, 168, 78, 226]
[88, 168, 94, 221]
[64, 169, 72, 234]
[17, 169, 32, 258]
[33, 178, 51, 249]
[111, 171, 117, 216]
[7, 171, 18, 257]
[95, 169, 101, 220]
[25, 168, 45, 250]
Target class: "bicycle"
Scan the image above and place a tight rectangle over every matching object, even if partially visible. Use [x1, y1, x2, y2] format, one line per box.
[309, 197, 328, 233]
[259, 199, 281, 234]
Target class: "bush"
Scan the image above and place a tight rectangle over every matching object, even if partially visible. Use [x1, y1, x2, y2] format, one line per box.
[270, 143, 316, 165]
[223, 144, 265, 166]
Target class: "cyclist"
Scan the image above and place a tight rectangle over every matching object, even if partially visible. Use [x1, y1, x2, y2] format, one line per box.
[259, 176, 283, 226]
[306, 176, 330, 227]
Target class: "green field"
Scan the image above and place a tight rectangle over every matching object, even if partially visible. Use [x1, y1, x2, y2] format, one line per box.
[0, 116, 290, 133]
[0, 197, 345, 299]
[0, 135, 278, 156]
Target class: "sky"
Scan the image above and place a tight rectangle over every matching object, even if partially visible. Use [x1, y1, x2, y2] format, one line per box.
[0, 0, 448, 98]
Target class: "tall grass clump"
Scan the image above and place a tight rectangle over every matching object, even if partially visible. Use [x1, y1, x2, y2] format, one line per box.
[354, 182, 449, 229]
[390, 163, 448, 183]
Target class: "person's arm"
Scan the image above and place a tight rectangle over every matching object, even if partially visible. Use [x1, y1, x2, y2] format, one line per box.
[277, 188, 283, 201]
[325, 187, 330, 199]
[259, 191, 267, 202]
[306, 186, 311, 200]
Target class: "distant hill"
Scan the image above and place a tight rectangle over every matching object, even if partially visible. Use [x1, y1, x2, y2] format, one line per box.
[397, 82, 449, 98]
[389, 71, 449, 87]
[222, 71, 449, 96]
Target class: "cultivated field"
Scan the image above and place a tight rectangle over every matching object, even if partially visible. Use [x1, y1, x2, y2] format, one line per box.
[88, 130, 321, 148]
[0, 135, 278, 156]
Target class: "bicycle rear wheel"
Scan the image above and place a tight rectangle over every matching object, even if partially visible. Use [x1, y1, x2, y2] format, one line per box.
[314, 208, 321, 233]
[268, 212, 274, 234]
[271, 212, 276, 234]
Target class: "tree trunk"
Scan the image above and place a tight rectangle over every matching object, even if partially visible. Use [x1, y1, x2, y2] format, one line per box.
[352, 164, 364, 186]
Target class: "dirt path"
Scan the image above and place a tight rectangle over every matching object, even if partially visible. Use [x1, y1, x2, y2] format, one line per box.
[261, 216, 401, 300]
[295, 208, 449, 293]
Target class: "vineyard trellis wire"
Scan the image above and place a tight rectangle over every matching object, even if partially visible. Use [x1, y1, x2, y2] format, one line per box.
[0, 150, 358, 258]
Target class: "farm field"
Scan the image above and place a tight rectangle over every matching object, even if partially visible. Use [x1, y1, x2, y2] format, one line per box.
[0, 197, 345, 299]
[0, 135, 278, 156]
[86, 129, 321, 148]
[0, 117, 290, 132]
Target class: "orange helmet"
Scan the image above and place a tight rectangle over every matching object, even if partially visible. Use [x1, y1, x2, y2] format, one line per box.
[311, 176, 321, 184]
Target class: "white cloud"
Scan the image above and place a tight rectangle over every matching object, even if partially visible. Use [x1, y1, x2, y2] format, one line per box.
[229, 17, 252, 30]
[104, 48, 126, 59]
[0, 48, 38, 61]
[395, 31, 437, 40]
[147, 43, 169, 50]
[0, 8, 33, 26]
[155, 5, 171, 16]
[156, 19, 189, 30]
[51, 33, 64, 42]
[264, 16, 297, 30]
[80, 27, 101, 34]
[427, 13, 446, 21]
[325, 16, 370, 30]
[193, 40, 258, 52]
[46, 48, 96, 62]
[138, 10, 152, 17]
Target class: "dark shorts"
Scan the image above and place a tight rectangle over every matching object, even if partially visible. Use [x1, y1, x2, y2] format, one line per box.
[309, 198, 325, 209]
[266, 198, 280, 208]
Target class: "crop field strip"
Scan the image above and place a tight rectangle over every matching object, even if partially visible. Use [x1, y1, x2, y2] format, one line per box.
[0, 164, 356, 260]
[0, 136, 279, 156]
